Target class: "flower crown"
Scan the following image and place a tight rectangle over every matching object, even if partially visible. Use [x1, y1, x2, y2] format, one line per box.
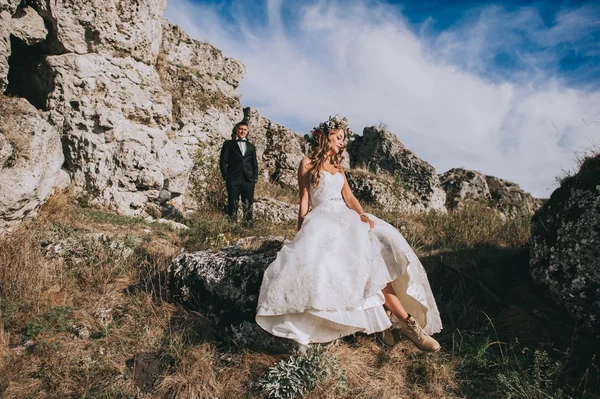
[304, 114, 355, 145]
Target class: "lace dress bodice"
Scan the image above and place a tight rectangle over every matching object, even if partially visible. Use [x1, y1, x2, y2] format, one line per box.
[309, 171, 346, 210]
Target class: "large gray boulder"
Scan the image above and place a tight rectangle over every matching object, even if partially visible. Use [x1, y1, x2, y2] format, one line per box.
[530, 154, 600, 328]
[42, 53, 193, 216]
[348, 125, 446, 212]
[169, 236, 294, 351]
[29, 0, 166, 64]
[0, 95, 63, 233]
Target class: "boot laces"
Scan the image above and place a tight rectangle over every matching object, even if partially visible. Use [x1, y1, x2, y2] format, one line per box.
[407, 319, 425, 337]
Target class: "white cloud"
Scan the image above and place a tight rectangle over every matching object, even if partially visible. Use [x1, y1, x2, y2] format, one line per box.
[164, 0, 600, 198]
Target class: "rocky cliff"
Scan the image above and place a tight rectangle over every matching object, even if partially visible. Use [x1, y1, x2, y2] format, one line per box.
[347, 125, 447, 213]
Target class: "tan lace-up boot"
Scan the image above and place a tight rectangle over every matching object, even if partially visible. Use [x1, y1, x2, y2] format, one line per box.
[397, 314, 440, 353]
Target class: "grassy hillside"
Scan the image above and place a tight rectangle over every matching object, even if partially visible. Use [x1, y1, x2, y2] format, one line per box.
[0, 190, 597, 398]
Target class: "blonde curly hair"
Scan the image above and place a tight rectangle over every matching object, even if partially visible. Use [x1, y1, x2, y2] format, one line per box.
[304, 115, 354, 187]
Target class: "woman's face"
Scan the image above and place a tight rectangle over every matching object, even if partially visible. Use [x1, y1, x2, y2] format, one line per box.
[328, 129, 345, 155]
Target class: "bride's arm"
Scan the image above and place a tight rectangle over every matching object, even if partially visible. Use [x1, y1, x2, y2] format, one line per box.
[297, 157, 311, 231]
[340, 170, 375, 229]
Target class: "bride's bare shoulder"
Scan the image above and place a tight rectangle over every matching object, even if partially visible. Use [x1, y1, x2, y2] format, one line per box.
[299, 157, 312, 170]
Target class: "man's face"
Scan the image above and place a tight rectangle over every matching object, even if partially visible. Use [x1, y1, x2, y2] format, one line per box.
[237, 124, 249, 138]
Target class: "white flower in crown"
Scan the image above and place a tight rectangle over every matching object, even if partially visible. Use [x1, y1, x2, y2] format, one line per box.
[303, 114, 355, 145]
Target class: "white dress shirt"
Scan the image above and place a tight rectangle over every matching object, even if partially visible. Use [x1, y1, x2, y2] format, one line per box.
[237, 139, 247, 156]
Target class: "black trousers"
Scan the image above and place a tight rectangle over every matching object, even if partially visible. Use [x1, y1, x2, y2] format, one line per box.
[226, 178, 255, 222]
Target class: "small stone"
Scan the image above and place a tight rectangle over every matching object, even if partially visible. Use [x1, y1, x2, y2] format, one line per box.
[71, 324, 91, 340]
[156, 218, 189, 231]
[94, 308, 113, 329]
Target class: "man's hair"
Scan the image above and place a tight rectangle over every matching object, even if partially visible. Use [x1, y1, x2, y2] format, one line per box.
[231, 121, 249, 139]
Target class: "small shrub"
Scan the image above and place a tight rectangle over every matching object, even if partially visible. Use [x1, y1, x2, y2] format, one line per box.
[453, 329, 571, 399]
[497, 350, 567, 399]
[188, 148, 227, 212]
[257, 347, 342, 399]
[22, 306, 72, 340]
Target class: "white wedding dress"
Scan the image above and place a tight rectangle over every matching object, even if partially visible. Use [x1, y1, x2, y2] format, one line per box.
[255, 170, 442, 345]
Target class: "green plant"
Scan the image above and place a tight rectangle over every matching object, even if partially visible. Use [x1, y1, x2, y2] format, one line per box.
[257, 347, 341, 398]
[497, 350, 568, 399]
[22, 306, 72, 340]
[188, 148, 228, 211]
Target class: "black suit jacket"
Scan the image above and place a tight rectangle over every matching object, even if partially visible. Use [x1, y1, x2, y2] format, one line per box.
[220, 139, 259, 183]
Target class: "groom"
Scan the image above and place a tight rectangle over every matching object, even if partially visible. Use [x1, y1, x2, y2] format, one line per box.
[219, 121, 259, 223]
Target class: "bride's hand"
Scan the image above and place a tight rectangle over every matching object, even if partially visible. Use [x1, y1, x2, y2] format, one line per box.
[360, 214, 375, 229]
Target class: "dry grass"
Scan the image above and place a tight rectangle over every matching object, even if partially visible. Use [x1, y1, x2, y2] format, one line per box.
[0, 227, 55, 310]
[374, 203, 531, 254]
[0, 192, 596, 398]
[313, 338, 460, 399]
[255, 179, 298, 204]
[156, 343, 220, 398]
[185, 207, 296, 251]
[0, 324, 8, 366]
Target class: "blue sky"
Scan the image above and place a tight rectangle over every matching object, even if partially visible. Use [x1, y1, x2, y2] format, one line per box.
[165, 0, 600, 197]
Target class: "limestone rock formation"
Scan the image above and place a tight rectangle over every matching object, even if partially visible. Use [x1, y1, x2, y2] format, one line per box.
[158, 21, 244, 145]
[169, 236, 293, 351]
[1, 3, 47, 92]
[243, 107, 304, 189]
[0, 95, 63, 233]
[1, 1, 248, 223]
[8, 6, 47, 45]
[0, 0, 20, 14]
[29, 0, 166, 65]
[530, 154, 600, 328]
[42, 231, 135, 265]
[253, 197, 297, 224]
[486, 175, 541, 218]
[44, 53, 192, 215]
[345, 170, 429, 213]
[439, 168, 491, 210]
[347, 125, 446, 212]
[439, 168, 540, 217]
[158, 21, 245, 210]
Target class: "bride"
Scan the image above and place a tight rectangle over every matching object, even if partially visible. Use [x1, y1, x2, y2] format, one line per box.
[255, 115, 442, 351]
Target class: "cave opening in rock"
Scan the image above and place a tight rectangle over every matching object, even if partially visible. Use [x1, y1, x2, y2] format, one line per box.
[4, 34, 53, 110]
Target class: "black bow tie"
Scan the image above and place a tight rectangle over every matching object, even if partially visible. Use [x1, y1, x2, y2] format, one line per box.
[236, 138, 247, 142]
